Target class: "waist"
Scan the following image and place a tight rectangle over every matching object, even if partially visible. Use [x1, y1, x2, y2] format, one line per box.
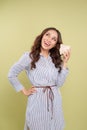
[35, 85, 57, 88]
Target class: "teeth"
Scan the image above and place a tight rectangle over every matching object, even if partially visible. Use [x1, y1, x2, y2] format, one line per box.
[44, 42, 50, 46]
[45, 43, 49, 46]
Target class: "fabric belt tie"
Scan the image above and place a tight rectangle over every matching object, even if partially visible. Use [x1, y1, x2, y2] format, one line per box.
[36, 86, 55, 119]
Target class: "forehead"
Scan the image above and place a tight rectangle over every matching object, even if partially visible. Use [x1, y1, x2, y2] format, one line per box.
[45, 30, 58, 38]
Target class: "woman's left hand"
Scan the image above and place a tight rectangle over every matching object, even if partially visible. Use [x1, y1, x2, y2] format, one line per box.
[62, 50, 71, 68]
[63, 50, 71, 63]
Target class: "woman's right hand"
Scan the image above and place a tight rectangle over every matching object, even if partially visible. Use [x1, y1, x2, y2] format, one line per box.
[21, 87, 37, 96]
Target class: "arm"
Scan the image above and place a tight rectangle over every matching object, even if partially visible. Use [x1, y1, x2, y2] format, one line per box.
[57, 49, 70, 87]
[57, 67, 69, 87]
[8, 52, 30, 92]
[8, 52, 36, 95]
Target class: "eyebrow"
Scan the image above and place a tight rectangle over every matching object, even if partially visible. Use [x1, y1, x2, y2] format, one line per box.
[52, 35, 58, 40]
[46, 32, 57, 39]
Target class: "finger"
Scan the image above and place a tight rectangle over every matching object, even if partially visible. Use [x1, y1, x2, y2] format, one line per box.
[64, 50, 70, 57]
[31, 87, 37, 91]
[31, 88, 37, 93]
[31, 86, 35, 88]
[63, 52, 68, 58]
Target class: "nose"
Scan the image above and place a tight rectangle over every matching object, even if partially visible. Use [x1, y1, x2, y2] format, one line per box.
[47, 37, 51, 43]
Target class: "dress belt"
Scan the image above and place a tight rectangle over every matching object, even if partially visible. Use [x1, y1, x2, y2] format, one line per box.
[36, 85, 55, 119]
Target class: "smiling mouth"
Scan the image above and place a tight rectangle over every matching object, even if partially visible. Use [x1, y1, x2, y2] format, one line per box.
[44, 41, 50, 46]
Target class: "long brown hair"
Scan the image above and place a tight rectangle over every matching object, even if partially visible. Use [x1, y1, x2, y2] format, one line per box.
[30, 27, 63, 72]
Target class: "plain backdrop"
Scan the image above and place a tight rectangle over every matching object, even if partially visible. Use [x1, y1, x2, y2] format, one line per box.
[0, 0, 87, 130]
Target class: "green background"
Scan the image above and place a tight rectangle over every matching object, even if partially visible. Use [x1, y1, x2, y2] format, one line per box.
[0, 0, 87, 130]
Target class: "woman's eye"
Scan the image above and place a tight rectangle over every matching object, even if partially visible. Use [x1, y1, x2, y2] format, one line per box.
[45, 33, 49, 36]
[52, 38, 57, 42]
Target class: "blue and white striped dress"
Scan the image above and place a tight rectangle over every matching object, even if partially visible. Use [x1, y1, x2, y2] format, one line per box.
[8, 52, 69, 130]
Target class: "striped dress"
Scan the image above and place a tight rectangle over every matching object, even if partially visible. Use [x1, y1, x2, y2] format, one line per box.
[8, 52, 69, 130]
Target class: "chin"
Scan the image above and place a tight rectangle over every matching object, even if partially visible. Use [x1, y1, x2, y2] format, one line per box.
[41, 46, 49, 50]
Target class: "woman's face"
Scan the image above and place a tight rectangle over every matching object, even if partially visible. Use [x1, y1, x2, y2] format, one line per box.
[41, 30, 58, 51]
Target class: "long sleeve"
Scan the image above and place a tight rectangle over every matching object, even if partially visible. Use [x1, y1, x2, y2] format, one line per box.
[8, 52, 30, 92]
[57, 68, 69, 87]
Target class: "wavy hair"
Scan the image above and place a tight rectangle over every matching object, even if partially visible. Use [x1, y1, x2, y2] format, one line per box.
[29, 27, 63, 72]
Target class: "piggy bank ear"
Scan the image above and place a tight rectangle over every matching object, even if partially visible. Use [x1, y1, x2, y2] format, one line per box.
[59, 44, 71, 55]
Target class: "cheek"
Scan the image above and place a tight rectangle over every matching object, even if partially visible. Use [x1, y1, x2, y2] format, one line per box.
[49, 44, 56, 49]
[51, 42, 56, 47]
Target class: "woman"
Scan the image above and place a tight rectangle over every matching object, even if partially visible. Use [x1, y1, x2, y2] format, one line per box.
[8, 27, 70, 130]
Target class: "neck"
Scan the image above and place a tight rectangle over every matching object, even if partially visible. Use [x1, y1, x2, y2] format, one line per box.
[40, 48, 49, 58]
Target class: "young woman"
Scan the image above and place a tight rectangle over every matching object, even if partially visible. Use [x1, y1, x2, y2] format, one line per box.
[8, 27, 70, 130]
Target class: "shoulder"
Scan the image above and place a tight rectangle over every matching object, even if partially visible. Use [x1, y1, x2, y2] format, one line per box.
[23, 51, 30, 56]
[22, 51, 31, 58]
[19, 51, 31, 63]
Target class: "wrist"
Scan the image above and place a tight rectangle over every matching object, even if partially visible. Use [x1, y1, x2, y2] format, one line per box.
[63, 62, 68, 68]
[21, 88, 27, 95]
